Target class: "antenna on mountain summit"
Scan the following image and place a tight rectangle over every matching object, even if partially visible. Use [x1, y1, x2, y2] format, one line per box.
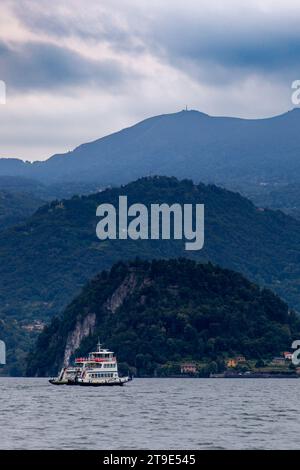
[185, 105, 188, 111]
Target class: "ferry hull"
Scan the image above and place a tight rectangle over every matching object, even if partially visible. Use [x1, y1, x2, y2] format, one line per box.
[66, 377, 130, 386]
[49, 379, 69, 385]
[77, 381, 125, 387]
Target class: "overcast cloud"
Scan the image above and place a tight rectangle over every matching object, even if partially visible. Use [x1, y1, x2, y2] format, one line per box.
[0, 0, 299, 160]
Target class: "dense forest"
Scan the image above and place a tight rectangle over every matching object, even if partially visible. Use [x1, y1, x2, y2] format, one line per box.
[0, 190, 43, 230]
[2, 176, 300, 374]
[26, 259, 300, 377]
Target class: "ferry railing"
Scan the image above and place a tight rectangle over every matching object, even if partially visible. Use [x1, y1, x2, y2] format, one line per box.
[75, 357, 116, 363]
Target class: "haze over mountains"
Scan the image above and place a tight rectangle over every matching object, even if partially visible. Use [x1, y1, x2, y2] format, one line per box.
[1, 108, 300, 188]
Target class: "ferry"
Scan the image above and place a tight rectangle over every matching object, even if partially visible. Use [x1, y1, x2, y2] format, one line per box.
[49, 341, 131, 386]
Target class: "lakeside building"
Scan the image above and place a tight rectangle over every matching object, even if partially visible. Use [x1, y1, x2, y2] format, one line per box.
[226, 356, 246, 368]
[180, 363, 197, 374]
[271, 357, 286, 366]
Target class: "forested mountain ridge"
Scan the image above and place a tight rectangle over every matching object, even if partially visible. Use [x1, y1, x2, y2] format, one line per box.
[2, 176, 300, 374]
[26, 259, 300, 377]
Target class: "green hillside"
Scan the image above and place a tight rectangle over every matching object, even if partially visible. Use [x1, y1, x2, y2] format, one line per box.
[0, 190, 43, 231]
[2, 176, 300, 374]
[27, 259, 300, 377]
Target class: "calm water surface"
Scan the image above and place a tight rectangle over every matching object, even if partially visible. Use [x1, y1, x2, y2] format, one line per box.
[0, 378, 299, 449]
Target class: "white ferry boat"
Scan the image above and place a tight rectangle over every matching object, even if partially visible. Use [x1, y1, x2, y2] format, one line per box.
[49, 341, 131, 386]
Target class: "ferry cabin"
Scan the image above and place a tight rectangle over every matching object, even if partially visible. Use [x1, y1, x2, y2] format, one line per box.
[75, 344, 119, 382]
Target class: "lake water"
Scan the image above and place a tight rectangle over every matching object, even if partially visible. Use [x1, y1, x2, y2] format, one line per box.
[0, 377, 299, 450]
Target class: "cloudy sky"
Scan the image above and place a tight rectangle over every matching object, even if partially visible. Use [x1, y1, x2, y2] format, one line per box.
[0, 0, 299, 160]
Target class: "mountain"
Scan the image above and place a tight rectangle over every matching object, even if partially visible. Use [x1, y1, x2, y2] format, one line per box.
[0, 177, 106, 232]
[0, 176, 48, 195]
[26, 258, 300, 377]
[0, 190, 44, 231]
[0, 176, 104, 201]
[1, 109, 300, 188]
[2, 176, 300, 374]
[234, 182, 300, 221]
